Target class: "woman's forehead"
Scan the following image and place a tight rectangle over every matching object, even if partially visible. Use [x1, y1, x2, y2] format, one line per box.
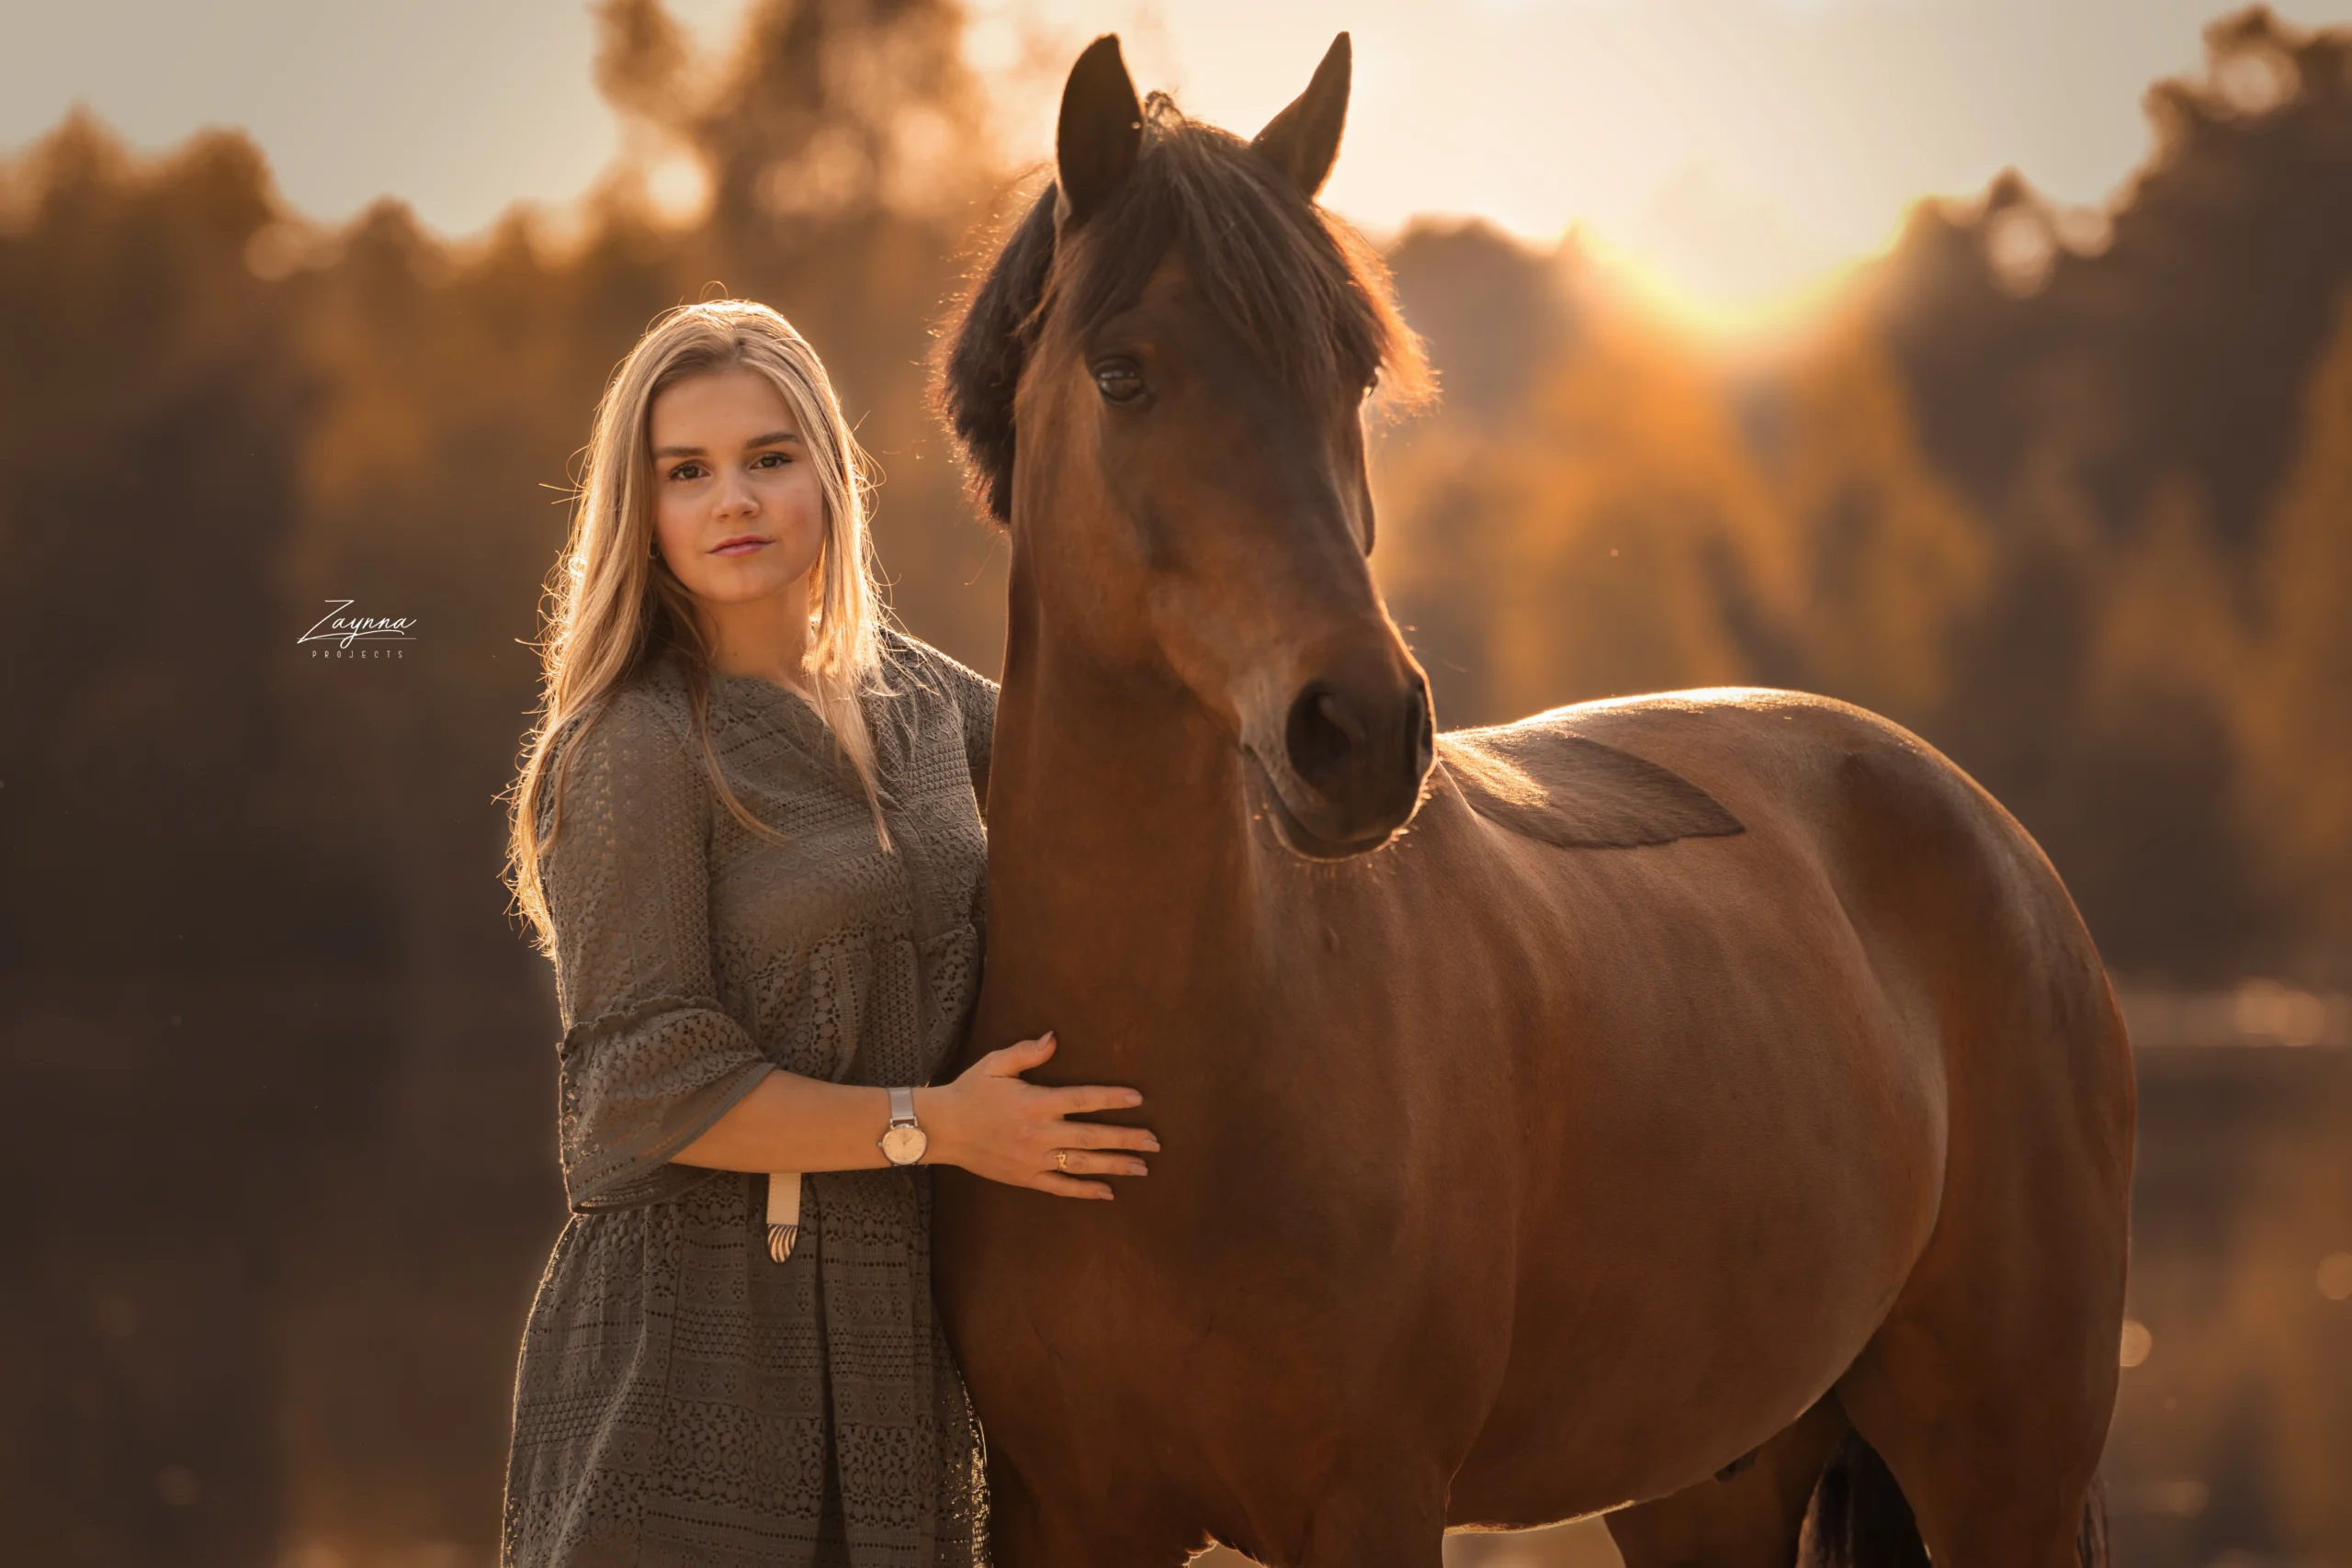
[650, 366, 799, 439]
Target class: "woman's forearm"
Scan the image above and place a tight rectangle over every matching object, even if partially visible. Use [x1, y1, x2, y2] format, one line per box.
[672, 1067, 901, 1173]
[669, 1035, 1159, 1195]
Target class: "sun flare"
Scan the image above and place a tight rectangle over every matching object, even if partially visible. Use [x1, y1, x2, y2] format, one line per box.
[1574, 220, 1901, 354]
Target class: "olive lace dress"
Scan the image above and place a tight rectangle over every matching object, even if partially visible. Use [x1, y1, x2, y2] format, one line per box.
[502, 628, 997, 1568]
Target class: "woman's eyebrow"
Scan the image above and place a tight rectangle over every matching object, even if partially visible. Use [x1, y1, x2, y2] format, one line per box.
[651, 430, 801, 458]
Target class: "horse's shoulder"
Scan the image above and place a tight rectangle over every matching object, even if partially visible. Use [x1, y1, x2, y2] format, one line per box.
[1434, 699, 1751, 852]
[1435, 686, 1979, 853]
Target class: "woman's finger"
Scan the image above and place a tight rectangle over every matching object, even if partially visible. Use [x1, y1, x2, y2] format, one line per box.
[1044, 1083, 1143, 1115]
[985, 1031, 1056, 1075]
[1033, 1171, 1114, 1200]
[1047, 1148, 1149, 1178]
[1057, 1122, 1160, 1153]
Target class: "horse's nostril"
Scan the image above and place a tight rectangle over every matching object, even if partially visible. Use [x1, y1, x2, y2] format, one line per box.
[1285, 683, 1362, 797]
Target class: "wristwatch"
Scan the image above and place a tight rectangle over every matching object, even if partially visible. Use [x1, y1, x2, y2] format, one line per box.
[877, 1086, 928, 1166]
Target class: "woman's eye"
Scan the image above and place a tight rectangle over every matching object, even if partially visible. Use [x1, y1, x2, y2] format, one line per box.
[753, 451, 790, 468]
[1093, 360, 1145, 404]
[668, 462, 705, 481]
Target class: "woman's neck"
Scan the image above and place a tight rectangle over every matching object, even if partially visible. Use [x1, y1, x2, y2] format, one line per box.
[700, 576, 816, 696]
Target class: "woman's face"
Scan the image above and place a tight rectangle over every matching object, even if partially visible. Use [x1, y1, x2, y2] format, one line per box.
[649, 367, 827, 614]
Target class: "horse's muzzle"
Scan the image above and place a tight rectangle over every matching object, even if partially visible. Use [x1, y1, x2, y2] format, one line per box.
[1260, 667, 1434, 859]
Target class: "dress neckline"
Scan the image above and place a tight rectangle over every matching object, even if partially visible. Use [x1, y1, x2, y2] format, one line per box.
[669, 641, 922, 761]
[707, 664, 824, 719]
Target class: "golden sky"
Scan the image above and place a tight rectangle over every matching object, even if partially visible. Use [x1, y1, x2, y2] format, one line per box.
[8, 0, 2348, 318]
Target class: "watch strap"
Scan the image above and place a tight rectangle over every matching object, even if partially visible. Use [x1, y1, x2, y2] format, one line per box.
[888, 1085, 917, 1126]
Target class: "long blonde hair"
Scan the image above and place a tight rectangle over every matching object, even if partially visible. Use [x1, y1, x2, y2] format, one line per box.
[507, 299, 892, 953]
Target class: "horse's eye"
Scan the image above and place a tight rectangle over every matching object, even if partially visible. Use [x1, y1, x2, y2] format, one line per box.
[1093, 359, 1145, 404]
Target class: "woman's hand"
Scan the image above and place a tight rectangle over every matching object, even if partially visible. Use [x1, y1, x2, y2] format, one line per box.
[916, 1032, 1158, 1199]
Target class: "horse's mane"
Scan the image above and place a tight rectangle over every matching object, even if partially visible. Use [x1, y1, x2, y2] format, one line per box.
[938, 92, 1430, 525]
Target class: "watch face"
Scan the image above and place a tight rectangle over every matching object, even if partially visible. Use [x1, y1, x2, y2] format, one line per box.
[879, 1123, 928, 1166]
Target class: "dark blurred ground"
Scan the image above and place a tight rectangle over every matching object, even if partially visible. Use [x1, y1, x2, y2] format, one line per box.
[2, 3, 2348, 1563]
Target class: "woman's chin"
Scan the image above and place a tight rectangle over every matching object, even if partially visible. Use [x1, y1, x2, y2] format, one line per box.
[677, 555, 821, 608]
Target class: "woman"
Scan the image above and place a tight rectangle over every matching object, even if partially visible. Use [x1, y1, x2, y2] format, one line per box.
[500, 299, 1159, 1568]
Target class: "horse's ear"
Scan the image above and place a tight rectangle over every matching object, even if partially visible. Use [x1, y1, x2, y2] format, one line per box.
[1251, 33, 1351, 198]
[1056, 36, 1143, 228]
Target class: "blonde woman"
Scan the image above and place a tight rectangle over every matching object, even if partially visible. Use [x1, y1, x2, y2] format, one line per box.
[501, 300, 1158, 1568]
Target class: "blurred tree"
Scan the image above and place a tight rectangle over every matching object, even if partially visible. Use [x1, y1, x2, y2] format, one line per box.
[1385, 220, 1580, 425]
[1375, 299, 1989, 739]
[1876, 7, 2352, 557]
[0, 114, 329, 1568]
[2243, 290, 2352, 983]
[1375, 303, 1786, 727]
[1756, 323, 1989, 726]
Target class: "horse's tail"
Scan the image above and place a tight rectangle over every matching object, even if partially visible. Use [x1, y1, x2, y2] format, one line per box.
[2075, 1472, 2112, 1567]
[1798, 1433, 2112, 1568]
[1799, 1433, 1927, 1568]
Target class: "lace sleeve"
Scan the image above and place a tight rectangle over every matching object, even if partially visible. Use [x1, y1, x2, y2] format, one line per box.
[538, 686, 774, 1212]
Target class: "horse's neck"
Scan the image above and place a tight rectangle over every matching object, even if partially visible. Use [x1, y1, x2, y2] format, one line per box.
[981, 601, 1270, 1009]
[989, 658, 1248, 921]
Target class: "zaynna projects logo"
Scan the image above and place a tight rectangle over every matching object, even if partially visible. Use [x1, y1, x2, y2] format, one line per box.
[300, 599, 417, 660]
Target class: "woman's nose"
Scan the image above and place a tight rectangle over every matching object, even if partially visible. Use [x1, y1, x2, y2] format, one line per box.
[714, 471, 759, 515]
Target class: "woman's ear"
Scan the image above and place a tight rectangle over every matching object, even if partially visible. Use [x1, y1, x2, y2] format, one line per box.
[1056, 35, 1144, 228]
[1251, 33, 1351, 199]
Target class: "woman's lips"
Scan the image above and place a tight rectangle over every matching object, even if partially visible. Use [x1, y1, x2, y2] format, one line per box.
[711, 536, 768, 557]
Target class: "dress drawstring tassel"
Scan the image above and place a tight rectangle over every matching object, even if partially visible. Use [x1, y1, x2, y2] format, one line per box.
[766, 1171, 802, 1262]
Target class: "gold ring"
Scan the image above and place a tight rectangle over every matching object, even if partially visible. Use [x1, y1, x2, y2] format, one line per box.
[1053, 1150, 1069, 1173]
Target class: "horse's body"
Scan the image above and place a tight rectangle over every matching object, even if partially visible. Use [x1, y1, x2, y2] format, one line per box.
[933, 36, 2131, 1568]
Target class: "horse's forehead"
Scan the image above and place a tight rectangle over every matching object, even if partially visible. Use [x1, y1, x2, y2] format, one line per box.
[1134, 254, 1196, 310]
[1042, 251, 1231, 374]
[1067, 250, 1201, 333]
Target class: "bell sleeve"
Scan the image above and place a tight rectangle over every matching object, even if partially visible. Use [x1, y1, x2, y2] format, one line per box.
[537, 687, 775, 1213]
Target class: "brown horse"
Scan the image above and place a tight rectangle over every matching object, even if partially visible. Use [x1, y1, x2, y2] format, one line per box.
[932, 34, 2132, 1568]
